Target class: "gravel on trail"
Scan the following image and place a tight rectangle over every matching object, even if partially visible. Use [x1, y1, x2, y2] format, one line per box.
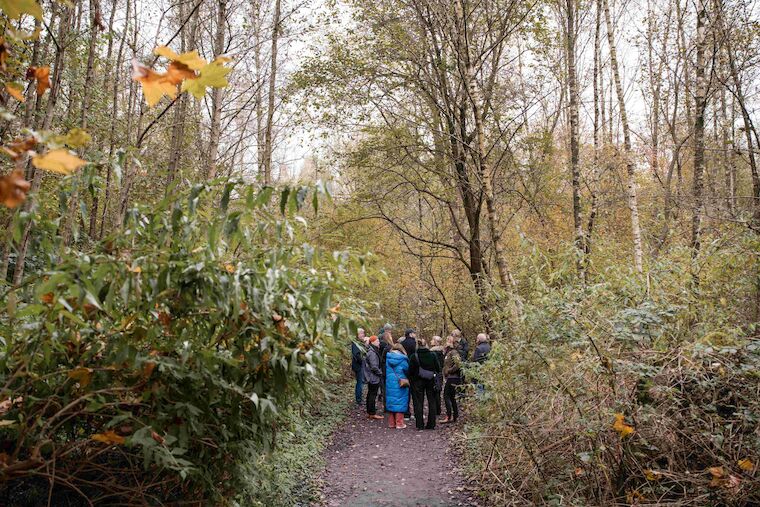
[315, 405, 479, 507]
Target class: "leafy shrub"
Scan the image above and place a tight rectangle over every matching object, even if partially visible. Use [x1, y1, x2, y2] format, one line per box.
[464, 239, 760, 506]
[0, 181, 356, 504]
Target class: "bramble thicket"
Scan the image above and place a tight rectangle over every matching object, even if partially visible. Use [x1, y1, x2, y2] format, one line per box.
[0, 0, 758, 505]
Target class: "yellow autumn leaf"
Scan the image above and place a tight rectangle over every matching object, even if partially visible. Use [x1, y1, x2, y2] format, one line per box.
[612, 412, 634, 438]
[91, 430, 126, 445]
[329, 302, 341, 314]
[5, 82, 24, 102]
[154, 46, 206, 70]
[225, 264, 235, 273]
[0, 0, 43, 21]
[738, 458, 754, 472]
[61, 128, 92, 148]
[645, 469, 662, 481]
[32, 149, 86, 174]
[181, 57, 231, 99]
[67, 367, 93, 388]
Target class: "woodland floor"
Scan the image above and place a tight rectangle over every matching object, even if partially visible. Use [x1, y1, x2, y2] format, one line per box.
[315, 401, 479, 507]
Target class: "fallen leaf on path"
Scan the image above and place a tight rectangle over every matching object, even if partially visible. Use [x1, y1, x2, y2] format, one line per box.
[91, 430, 126, 445]
[612, 412, 634, 438]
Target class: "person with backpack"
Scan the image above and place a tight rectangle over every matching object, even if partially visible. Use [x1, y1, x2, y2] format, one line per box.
[408, 337, 442, 430]
[363, 335, 384, 419]
[351, 328, 368, 406]
[384, 344, 410, 429]
[440, 335, 463, 423]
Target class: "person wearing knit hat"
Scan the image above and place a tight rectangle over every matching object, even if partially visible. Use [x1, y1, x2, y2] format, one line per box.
[362, 335, 383, 419]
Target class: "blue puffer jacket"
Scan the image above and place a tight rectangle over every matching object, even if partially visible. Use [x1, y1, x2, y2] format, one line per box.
[384, 351, 410, 412]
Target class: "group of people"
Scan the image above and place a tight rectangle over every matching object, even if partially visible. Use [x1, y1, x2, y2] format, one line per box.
[350, 324, 491, 430]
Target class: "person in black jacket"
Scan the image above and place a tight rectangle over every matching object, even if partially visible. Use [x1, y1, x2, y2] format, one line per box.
[399, 329, 417, 418]
[351, 328, 368, 406]
[472, 333, 491, 363]
[377, 331, 394, 412]
[408, 337, 442, 430]
[363, 335, 383, 419]
[429, 335, 445, 416]
[451, 329, 468, 361]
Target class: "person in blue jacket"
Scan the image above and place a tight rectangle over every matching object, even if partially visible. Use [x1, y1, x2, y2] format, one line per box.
[384, 344, 410, 429]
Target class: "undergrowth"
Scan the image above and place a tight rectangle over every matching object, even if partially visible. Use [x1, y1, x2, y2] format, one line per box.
[237, 374, 351, 506]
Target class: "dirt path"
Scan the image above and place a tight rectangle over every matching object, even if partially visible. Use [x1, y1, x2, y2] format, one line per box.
[316, 406, 478, 507]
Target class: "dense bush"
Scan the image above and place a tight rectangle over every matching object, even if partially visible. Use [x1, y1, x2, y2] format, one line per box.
[463, 234, 760, 506]
[0, 181, 358, 504]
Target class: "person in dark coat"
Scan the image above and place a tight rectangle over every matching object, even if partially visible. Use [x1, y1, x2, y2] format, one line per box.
[451, 329, 468, 361]
[408, 337, 442, 430]
[400, 328, 417, 356]
[399, 329, 417, 418]
[472, 333, 491, 363]
[363, 335, 383, 419]
[429, 336, 445, 416]
[351, 328, 368, 406]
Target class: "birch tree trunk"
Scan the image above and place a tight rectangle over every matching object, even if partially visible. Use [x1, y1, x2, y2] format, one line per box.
[690, 0, 708, 262]
[262, 0, 282, 185]
[455, 0, 513, 292]
[564, 0, 583, 274]
[584, 0, 603, 278]
[603, 0, 644, 273]
[206, 0, 227, 180]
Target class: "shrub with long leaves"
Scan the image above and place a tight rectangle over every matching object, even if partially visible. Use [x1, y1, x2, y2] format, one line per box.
[0, 181, 356, 504]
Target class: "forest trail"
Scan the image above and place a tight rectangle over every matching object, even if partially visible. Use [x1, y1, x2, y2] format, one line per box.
[316, 406, 478, 507]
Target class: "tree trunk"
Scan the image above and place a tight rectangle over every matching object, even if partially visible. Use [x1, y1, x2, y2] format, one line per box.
[565, 0, 583, 274]
[206, 0, 227, 180]
[262, 0, 282, 185]
[585, 0, 603, 279]
[455, 0, 513, 291]
[13, 6, 72, 285]
[100, 0, 131, 238]
[690, 0, 708, 263]
[603, 0, 644, 273]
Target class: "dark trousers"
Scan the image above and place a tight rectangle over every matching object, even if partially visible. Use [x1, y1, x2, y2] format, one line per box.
[412, 379, 437, 429]
[366, 382, 380, 415]
[405, 380, 413, 417]
[379, 375, 386, 411]
[444, 377, 462, 421]
[354, 370, 364, 405]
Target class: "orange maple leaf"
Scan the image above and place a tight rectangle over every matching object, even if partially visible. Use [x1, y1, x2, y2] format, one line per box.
[5, 83, 24, 102]
[26, 66, 50, 95]
[132, 60, 178, 107]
